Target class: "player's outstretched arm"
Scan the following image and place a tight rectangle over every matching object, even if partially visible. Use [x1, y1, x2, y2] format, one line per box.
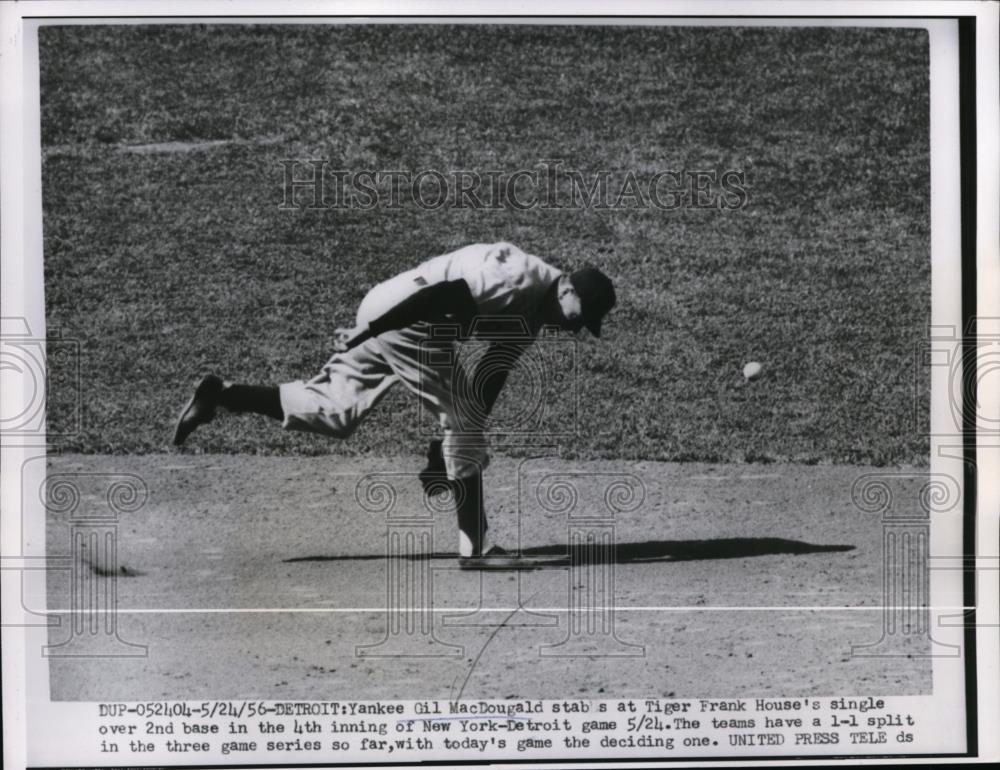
[334, 279, 479, 351]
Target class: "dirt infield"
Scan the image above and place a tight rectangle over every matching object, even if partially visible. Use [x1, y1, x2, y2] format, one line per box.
[42, 454, 931, 701]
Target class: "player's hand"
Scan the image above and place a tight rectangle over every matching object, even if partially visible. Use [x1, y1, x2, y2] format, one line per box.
[333, 328, 353, 352]
[333, 326, 368, 352]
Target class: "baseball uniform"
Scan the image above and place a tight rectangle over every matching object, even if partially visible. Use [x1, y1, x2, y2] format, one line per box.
[278, 242, 562, 479]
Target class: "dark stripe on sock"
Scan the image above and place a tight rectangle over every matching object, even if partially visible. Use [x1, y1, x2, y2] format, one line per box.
[220, 384, 283, 421]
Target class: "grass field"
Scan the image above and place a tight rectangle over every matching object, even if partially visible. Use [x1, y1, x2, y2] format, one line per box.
[40, 24, 930, 465]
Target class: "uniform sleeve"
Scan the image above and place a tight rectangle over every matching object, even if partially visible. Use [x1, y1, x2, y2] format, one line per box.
[367, 279, 478, 336]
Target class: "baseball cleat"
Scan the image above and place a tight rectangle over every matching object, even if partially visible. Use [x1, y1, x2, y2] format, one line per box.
[459, 546, 573, 570]
[173, 374, 224, 445]
[458, 545, 511, 570]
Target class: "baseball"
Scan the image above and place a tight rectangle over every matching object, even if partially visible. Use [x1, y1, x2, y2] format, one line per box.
[743, 361, 763, 381]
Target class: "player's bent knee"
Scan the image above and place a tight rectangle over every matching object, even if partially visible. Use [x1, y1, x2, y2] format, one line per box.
[278, 384, 357, 439]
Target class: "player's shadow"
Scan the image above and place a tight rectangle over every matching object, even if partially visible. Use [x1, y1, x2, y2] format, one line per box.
[285, 537, 853, 564]
[521, 537, 854, 564]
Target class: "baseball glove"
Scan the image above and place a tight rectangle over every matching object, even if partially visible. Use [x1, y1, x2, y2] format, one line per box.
[418, 439, 450, 497]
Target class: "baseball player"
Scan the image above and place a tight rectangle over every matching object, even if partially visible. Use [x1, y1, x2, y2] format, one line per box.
[173, 241, 615, 564]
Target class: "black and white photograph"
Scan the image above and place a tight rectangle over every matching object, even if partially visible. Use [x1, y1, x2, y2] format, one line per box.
[1, 2, 997, 768]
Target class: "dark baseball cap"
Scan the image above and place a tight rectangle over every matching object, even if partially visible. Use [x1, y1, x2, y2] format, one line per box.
[569, 266, 616, 337]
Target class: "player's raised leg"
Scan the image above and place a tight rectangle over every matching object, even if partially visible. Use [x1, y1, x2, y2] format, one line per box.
[173, 375, 283, 445]
[173, 339, 397, 446]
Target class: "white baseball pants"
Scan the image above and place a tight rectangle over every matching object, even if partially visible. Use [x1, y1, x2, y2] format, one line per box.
[278, 323, 488, 480]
